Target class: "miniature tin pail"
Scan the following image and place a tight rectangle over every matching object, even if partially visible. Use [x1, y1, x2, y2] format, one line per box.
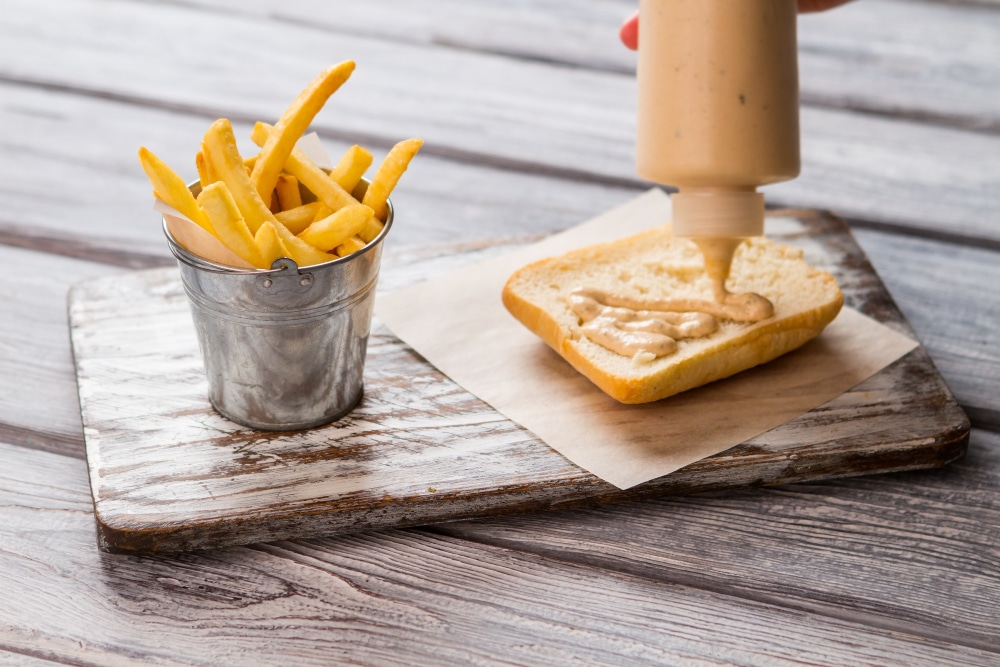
[163, 198, 391, 431]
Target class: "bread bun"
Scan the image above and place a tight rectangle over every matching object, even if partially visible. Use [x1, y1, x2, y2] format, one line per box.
[502, 226, 843, 403]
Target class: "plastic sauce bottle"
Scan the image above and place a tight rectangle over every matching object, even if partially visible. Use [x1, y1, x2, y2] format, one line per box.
[636, 0, 800, 302]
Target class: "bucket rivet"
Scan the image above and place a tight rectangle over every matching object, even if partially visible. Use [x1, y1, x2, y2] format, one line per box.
[299, 275, 312, 287]
[262, 278, 273, 288]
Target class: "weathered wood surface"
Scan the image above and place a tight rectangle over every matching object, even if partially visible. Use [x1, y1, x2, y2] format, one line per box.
[3, 440, 999, 667]
[854, 228, 1000, 430]
[3, 0, 1000, 662]
[0, 82, 636, 249]
[0, 245, 123, 455]
[2, 0, 1000, 241]
[70, 211, 967, 554]
[437, 426, 1000, 652]
[169, 0, 1000, 131]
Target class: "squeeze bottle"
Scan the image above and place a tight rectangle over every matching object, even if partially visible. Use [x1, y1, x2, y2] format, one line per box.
[636, 0, 800, 292]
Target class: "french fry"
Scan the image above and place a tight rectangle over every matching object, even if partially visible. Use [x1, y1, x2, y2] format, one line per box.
[197, 182, 266, 268]
[254, 221, 291, 267]
[251, 122, 358, 213]
[275, 174, 302, 210]
[298, 204, 374, 252]
[202, 119, 336, 267]
[195, 150, 214, 190]
[138, 66, 421, 270]
[357, 217, 385, 244]
[362, 138, 423, 221]
[250, 61, 356, 201]
[313, 204, 333, 221]
[272, 221, 337, 267]
[329, 144, 373, 193]
[138, 147, 215, 237]
[275, 202, 323, 235]
[335, 236, 367, 258]
[202, 119, 274, 235]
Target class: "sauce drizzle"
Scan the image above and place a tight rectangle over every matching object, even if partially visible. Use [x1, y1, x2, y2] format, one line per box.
[568, 282, 773, 360]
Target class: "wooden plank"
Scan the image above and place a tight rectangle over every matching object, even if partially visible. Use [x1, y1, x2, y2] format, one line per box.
[0, 652, 64, 667]
[856, 228, 1000, 430]
[1, 440, 997, 666]
[0, 83, 636, 249]
[2, 0, 999, 242]
[435, 427, 1000, 653]
[169, 0, 1000, 131]
[0, 245, 123, 457]
[69, 210, 967, 554]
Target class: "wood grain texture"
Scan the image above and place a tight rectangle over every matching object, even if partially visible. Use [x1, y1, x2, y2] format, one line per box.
[1, 441, 998, 667]
[436, 427, 1000, 653]
[166, 0, 1000, 131]
[0, 651, 64, 666]
[69, 210, 967, 554]
[2, 0, 999, 241]
[0, 245, 122, 456]
[856, 228, 1000, 430]
[0, 82, 636, 249]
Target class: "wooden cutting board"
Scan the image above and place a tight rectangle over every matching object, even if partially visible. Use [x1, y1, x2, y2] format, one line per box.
[69, 209, 969, 554]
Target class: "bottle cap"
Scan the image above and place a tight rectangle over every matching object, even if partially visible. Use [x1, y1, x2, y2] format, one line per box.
[670, 190, 765, 238]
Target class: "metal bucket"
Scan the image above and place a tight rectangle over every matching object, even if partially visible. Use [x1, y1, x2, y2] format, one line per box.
[163, 195, 392, 431]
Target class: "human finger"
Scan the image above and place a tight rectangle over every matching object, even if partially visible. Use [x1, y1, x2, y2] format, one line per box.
[619, 10, 638, 50]
[620, 0, 853, 50]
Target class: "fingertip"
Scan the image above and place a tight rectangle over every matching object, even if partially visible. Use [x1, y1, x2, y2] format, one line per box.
[620, 11, 639, 50]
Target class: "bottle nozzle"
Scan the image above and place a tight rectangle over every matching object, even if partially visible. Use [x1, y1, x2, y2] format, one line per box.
[670, 190, 765, 238]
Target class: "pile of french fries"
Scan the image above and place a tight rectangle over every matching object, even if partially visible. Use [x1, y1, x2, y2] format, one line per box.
[139, 61, 421, 269]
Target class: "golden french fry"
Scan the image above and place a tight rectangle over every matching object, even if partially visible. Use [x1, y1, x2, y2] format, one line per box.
[272, 220, 337, 267]
[275, 202, 323, 235]
[203, 120, 335, 267]
[250, 61, 356, 201]
[357, 217, 385, 244]
[362, 138, 423, 221]
[298, 204, 374, 252]
[202, 119, 274, 235]
[195, 150, 214, 189]
[329, 144, 373, 193]
[138, 147, 216, 236]
[251, 121, 358, 213]
[335, 236, 367, 258]
[275, 174, 302, 211]
[313, 204, 333, 221]
[255, 221, 287, 267]
[197, 182, 266, 268]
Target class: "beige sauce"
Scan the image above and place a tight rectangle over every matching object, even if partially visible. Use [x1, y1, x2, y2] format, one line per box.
[694, 237, 775, 320]
[569, 286, 771, 360]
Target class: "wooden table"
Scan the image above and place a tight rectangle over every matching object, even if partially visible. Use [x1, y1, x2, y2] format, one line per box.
[2, 0, 998, 664]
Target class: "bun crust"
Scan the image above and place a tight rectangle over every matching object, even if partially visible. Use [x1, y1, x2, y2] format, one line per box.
[502, 226, 844, 403]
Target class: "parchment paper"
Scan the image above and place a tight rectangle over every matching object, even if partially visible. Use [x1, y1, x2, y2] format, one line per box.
[375, 190, 919, 489]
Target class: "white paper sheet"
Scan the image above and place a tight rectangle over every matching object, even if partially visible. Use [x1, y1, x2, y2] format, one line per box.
[376, 190, 919, 489]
